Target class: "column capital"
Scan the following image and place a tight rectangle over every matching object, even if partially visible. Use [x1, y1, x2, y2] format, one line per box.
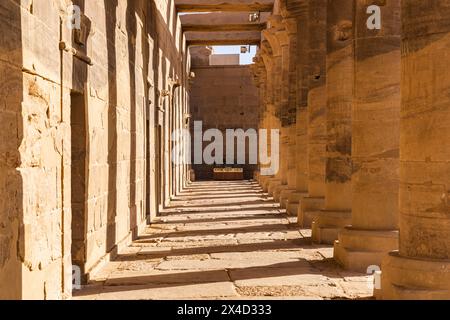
[279, 0, 308, 19]
[262, 28, 282, 57]
[259, 40, 275, 67]
[275, 28, 290, 48]
[282, 17, 298, 36]
[250, 55, 267, 88]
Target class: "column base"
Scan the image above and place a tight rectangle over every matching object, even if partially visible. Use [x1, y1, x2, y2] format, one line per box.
[333, 227, 399, 272]
[298, 197, 325, 228]
[267, 180, 284, 196]
[298, 211, 320, 229]
[258, 175, 271, 188]
[287, 203, 299, 216]
[311, 210, 351, 245]
[380, 251, 450, 300]
[285, 192, 308, 216]
[263, 178, 280, 192]
[279, 190, 299, 209]
[273, 186, 294, 202]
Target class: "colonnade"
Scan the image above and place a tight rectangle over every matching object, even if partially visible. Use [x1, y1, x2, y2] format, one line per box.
[252, 0, 450, 299]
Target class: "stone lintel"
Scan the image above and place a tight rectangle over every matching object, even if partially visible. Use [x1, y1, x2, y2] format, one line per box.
[175, 0, 274, 12]
[185, 31, 261, 46]
[180, 12, 270, 32]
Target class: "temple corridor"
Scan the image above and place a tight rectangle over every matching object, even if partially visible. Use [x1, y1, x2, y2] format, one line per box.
[74, 181, 371, 300]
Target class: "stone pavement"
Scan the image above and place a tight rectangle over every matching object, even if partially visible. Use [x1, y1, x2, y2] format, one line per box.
[74, 181, 373, 300]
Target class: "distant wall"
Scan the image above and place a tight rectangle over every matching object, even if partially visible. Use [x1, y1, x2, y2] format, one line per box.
[190, 65, 259, 180]
[210, 54, 240, 66]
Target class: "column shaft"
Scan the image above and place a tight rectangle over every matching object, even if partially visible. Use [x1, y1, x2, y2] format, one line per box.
[273, 34, 296, 201]
[279, 1, 312, 215]
[298, 0, 328, 227]
[282, 2, 311, 216]
[311, 0, 354, 244]
[334, 0, 401, 272]
[381, 0, 450, 299]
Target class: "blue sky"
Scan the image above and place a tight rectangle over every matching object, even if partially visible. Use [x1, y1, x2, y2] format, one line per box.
[211, 45, 257, 65]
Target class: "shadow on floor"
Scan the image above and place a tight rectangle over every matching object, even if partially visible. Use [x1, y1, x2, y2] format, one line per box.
[168, 199, 277, 209]
[153, 214, 290, 225]
[74, 180, 371, 300]
[116, 238, 318, 261]
[75, 258, 364, 295]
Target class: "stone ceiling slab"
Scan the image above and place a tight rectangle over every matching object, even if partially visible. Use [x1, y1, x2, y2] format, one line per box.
[175, 0, 274, 12]
[186, 31, 261, 46]
[181, 12, 270, 32]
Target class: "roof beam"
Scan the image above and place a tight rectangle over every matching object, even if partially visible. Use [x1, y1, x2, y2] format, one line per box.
[185, 31, 261, 46]
[180, 12, 269, 32]
[176, 0, 274, 13]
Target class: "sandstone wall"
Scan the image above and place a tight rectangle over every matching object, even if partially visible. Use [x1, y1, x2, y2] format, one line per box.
[0, 0, 25, 300]
[0, 0, 189, 299]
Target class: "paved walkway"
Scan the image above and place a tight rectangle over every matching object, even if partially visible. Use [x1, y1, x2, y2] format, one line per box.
[75, 181, 372, 300]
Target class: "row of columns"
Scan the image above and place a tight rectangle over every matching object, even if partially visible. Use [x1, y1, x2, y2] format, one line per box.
[252, 0, 449, 299]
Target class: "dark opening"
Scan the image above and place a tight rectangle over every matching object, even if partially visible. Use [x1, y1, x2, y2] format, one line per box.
[70, 91, 87, 283]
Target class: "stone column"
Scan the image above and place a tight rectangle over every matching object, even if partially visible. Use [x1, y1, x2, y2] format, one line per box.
[251, 55, 266, 184]
[278, 9, 299, 210]
[298, 0, 328, 227]
[381, 0, 450, 299]
[259, 41, 280, 192]
[254, 58, 271, 189]
[279, 1, 311, 216]
[311, 0, 353, 244]
[334, 1, 401, 272]
[273, 23, 298, 202]
[257, 45, 270, 188]
[262, 25, 285, 194]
